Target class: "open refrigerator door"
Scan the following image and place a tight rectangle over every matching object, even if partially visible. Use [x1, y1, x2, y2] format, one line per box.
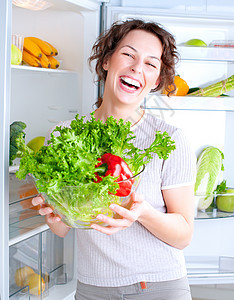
[4, 0, 102, 299]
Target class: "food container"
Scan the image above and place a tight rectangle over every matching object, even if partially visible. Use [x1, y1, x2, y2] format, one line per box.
[38, 165, 145, 229]
[194, 188, 234, 218]
[9, 229, 74, 299]
[11, 34, 24, 65]
[209, 40, 234, 48]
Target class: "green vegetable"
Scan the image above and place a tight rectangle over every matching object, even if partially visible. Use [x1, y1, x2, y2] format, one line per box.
[187, 75, 234, 97]
[10, 121, 33, 166]
[188, 87, 200, 94]
[195, 146, 224, 210]
[16, 113, 176, 225]
[215, 180, 227, 194]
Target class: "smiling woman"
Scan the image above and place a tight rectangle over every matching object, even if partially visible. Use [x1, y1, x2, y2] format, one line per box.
[92, 28, 168, 124]
[32, 19, 196, 300]
[98, 29, 162, 112]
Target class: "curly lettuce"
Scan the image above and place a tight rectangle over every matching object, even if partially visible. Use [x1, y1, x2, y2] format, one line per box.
[16, 113, 176, 225]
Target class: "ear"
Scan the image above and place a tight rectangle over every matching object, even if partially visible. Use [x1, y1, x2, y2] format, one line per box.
[152, 77, 160, 90]
[103, 58, 109, 71]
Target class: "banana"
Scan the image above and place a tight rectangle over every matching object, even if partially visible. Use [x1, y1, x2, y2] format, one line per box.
[28, 37, 53, 56]
[45, 41, 58, 56]
[23, 37, 42, 58]
[23, 50, 42, 67]
[47, 55, 60, 69]
[38, 53, 51, 68]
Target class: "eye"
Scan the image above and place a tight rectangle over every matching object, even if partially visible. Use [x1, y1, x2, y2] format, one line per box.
[146, 62, 156, 68]
[123, 52, 133, 58]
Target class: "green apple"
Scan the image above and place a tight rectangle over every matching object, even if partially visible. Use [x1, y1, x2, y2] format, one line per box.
[216, 189, 234, 212]
[11, 44, 22, 65]
[185, 39, 207, 47]
[27, 136, 45, 153]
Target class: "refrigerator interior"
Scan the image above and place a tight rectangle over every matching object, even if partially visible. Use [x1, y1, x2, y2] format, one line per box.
[6, 0, 234, 299]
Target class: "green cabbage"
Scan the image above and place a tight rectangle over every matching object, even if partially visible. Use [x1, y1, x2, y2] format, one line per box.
[195, 146, 224, 210]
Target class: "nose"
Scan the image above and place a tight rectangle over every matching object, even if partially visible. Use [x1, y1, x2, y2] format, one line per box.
[131, 59, 143, 74]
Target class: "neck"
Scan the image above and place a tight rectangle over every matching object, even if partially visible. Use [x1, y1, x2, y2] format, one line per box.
[94, 101, 144, 126]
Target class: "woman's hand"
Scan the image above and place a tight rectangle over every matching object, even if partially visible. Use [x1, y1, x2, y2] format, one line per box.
[90, 192, 145, 235]
[32, 195, 61, 224]
[32, 195, 70, 238]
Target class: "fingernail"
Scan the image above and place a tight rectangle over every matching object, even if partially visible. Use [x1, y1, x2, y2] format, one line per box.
[109, 204, 115, 209]
[96, 215, 103, 221]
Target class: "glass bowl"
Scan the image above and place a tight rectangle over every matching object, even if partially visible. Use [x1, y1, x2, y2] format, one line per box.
[39, 165, 145, 229]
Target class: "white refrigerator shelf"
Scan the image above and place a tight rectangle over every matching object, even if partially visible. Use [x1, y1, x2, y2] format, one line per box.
[186, 256, 234, 285]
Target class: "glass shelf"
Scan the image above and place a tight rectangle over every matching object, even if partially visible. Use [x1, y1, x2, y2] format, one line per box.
[186, 256, 234, 285]
[177, 45, 234, 62]
[196, 208, 234, 220]
[144, 94, 234, 112]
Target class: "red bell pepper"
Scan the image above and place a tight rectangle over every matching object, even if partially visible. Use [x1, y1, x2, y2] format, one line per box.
[95, 153, 134, 197]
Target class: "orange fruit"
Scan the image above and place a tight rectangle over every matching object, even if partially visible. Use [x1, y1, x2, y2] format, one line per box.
[163, 75, 189, 96]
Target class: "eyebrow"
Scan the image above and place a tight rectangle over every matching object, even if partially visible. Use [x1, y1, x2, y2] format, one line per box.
[120, 45, 161, 61]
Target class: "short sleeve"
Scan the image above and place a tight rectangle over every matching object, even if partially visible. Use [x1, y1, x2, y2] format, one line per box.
[161, 128, 197, 190]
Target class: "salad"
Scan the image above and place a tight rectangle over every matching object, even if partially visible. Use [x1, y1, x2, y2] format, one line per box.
[16, 113, 176, 226]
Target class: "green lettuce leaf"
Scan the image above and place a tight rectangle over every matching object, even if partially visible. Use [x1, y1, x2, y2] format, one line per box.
[16, 113, 176, 224]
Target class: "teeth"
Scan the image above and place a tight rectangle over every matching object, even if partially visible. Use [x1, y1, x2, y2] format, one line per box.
[121, 76, 141, 88]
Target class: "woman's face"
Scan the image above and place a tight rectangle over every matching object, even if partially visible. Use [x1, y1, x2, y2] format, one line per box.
[103, 29, 163, 107]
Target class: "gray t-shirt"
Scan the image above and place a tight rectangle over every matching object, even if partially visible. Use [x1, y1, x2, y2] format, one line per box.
[45, 112, 196, 287]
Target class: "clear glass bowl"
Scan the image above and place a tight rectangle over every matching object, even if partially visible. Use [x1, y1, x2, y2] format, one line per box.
[39, 165, 145, 229]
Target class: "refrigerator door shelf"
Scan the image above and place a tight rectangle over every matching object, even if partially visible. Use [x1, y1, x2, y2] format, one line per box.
[11, 65, 77, 75]
[9, 173, 46, 244]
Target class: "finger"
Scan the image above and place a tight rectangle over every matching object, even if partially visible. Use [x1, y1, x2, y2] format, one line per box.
[32, 196, 44, 206]
[95, 213, 131, 228]
[46, 213, 61, 224]
[109, 204, 137, 222]
[39, 206, 53, 216]
[130, 193, 144, 210]
[131, 192, 143, 203]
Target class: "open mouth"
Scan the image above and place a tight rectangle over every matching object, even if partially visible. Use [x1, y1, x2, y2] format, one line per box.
[120, 76, 141, 91]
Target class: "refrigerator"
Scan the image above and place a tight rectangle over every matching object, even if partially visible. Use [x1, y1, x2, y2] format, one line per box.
[1, 0, 234, 299]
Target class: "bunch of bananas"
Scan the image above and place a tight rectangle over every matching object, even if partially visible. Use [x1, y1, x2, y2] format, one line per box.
[23, 37, 60, 69]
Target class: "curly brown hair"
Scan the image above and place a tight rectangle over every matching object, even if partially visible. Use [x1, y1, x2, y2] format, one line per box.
[88, 19, 179, 105]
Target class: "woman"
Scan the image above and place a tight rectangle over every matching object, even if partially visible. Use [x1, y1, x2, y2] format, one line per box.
[33, 19, 196, 299]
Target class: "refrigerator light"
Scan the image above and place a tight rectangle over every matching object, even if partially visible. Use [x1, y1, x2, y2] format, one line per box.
[12, 0, 53, 11]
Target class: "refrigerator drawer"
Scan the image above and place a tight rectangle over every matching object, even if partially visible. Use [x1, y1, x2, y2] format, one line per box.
[9, 229, 74, 299]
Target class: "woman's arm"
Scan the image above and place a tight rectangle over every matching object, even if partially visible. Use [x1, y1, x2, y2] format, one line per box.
[138, 185, 194, 250]
[32, 196, 71, 238]
[91, 185, 194, 250]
